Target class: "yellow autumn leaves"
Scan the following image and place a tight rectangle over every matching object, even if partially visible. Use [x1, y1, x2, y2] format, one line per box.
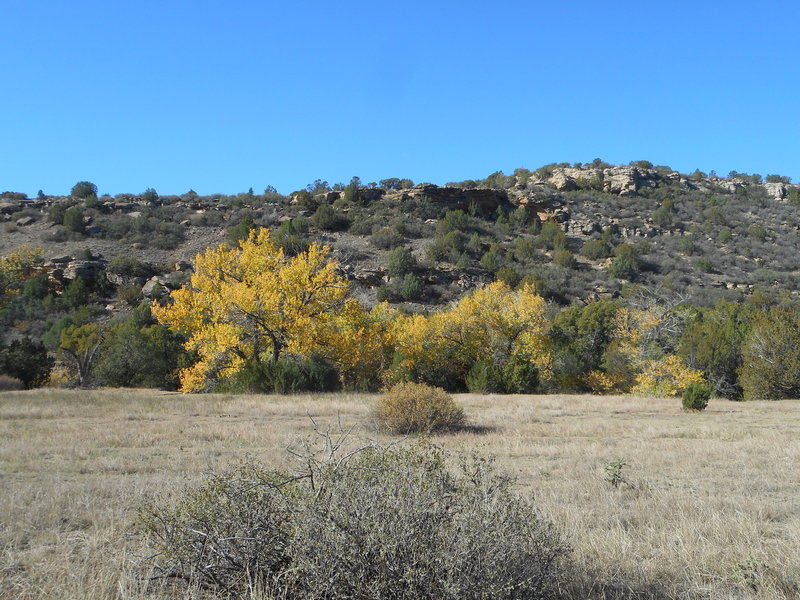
[598, 306, 705, 396]
[153, 229, 349, 391]
[392, 283, 552, 388]
[154, 227, 704, 394]
[0, 245, 44, 306]
[153, 229, 553, 392]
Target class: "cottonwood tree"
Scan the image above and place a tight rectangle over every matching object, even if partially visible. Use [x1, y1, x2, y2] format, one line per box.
[604, 287, 705, 396]
[318, 300, 399, 391]
[393, 281, 552, 390]
[0, 246, 43, 306]
[59, 323, 104, 386]
[153, 228, 350, 392]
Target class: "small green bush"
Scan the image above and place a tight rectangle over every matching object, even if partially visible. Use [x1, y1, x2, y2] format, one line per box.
[580, 239, 613, 260]
[61, 278, 90, 309]
[480, 246, 505, 273]
[748, 224, 767, 241]
[273, 218, 310, 256]
[503, 355, 541, 393]
[63, 206, 85, 233]
[107, 256, 154, 279]
[537, 222, 567, 250]
[216, 356, 340, 394]
[92, 305, 185, 390]
[151, 222, 186, 250]
[514, 237, 539, 262]
[397, 272, 423, 301]
[227, 214, 257, 246]
[0, 338, 53, 388]
[294, 189, 318, 210]
[694, 258, 714, 273]
[428, 231, 468, 263]
[385, 246, 417, 277]
[436, 209, 472, 233]
[465, 360, 505, 393]
[375, 382, 465, 434]
[466, 357, 539, 394]
[71, 180, 97, 199]
[496, 266, 521, 288]
[552, 248, 577, 269]
[370, 227, 405, 249]
[607, 244, 641, 280]
[311, 204, 349, 231]
[604, 459, 629, 488]
[682, 382, 711, 411]
[47, 203, 67, 225]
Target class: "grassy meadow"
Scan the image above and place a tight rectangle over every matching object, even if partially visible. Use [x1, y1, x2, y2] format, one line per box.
[0, 389, 798, 599]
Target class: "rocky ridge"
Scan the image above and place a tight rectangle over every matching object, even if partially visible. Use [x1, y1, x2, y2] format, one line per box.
[2, 165, 799, 308]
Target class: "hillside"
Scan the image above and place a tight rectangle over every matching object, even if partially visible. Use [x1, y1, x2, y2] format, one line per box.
[3, 162, 800, 398]
[2, 162, 799, 312]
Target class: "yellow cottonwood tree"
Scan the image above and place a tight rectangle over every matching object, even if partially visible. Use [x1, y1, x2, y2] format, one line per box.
[319, 300, 400, 390]
[153, 228, 349, 392]
[393, 281, 552, 389]
[0, 245, 44, 306]
[59, 322, 104, 387]
[608, 305, 705, 396]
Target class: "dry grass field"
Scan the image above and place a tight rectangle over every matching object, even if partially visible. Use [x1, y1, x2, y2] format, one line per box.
[0, 389, 798, 599]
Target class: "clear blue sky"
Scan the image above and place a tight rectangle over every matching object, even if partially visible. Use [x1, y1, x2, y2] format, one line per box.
[3, 1, 799, 197]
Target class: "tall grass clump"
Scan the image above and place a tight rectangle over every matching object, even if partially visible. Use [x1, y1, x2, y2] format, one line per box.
[138, 436, 568, 599]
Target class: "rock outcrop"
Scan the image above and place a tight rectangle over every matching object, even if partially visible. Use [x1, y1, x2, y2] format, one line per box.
[763, 182, 787, 200]
[390, 184, 510, 213]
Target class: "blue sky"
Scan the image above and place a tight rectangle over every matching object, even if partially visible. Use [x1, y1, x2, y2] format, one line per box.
[2, 1, 799, 196]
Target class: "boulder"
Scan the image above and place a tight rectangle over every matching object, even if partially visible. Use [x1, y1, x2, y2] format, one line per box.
[763, 182, 786, 200]
[63, 260, 106, 282]
[106, 273, 147, 288]
[549, 167, 605, 191]
[15, 216, 35, 226]
[142, 277, 168, 298]
[550, 171, 578, 192]
[603, 166, 641, 195]
[552, 208, 571, 223]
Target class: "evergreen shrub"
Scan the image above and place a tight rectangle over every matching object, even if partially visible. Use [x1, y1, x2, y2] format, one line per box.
[682, 382, 712, 411]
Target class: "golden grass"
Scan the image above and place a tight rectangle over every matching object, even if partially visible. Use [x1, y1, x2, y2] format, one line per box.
[1, 389, 798, 598]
